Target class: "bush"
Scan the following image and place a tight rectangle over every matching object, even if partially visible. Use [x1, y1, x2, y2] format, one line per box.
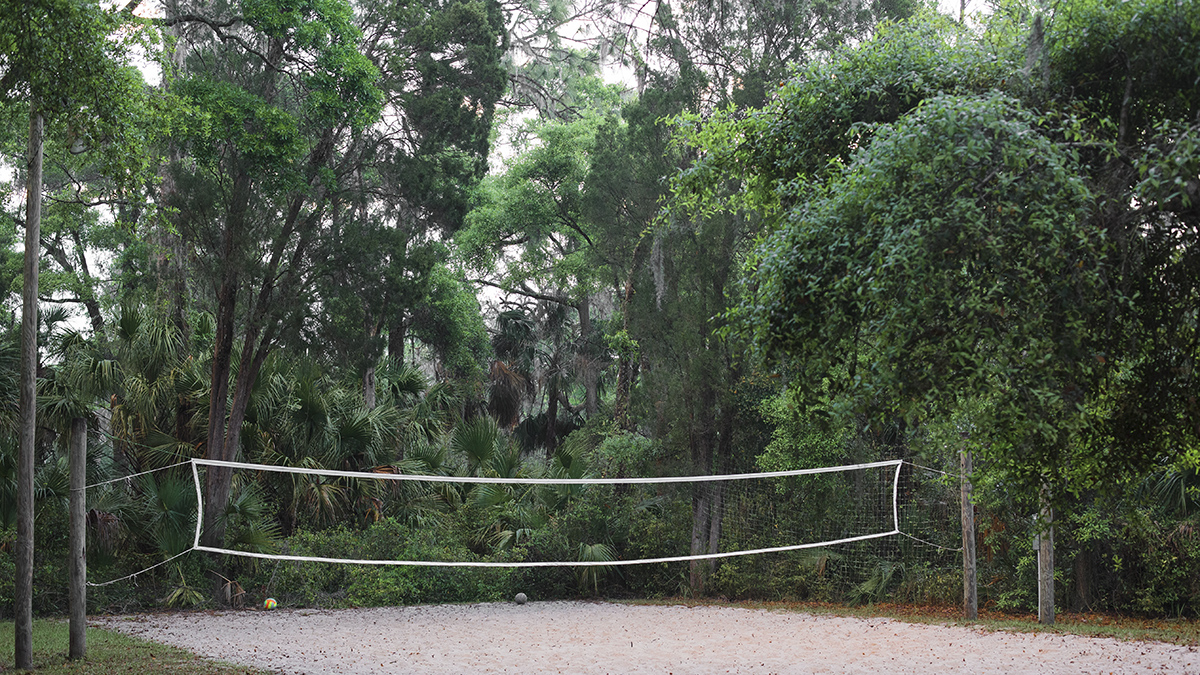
[252, 519, 519, 608]
[709, 553, 836, 602]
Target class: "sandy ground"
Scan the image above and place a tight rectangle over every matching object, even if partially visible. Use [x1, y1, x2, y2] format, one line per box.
[94, 601, 1199, 674]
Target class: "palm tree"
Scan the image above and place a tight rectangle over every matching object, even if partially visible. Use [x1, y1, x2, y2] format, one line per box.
[45, 306, 212, 561]
[488, 308, 536, 428]
[100, 306, 206, 473]
[534, 300, 579, 456]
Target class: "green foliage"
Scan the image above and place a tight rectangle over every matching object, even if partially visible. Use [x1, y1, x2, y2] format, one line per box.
[0, 0, 161, 188]
[262, 519, 518, 607]
[1048, 0, 1200, 126]
[163, 565, 206, 609]
[139, 475, 197, 557]
[243, 0, 383, 127]
[670, 12, 1008, 220]
[458, 98, 621, 295]
[847, 560, 906, 605]
[6, 0, 1200, 622]
[708, 553, 838, 602]
[671, 1, 1200, 508]
[409, 265, 491, 379]
[174, 78, 304, 179]
[278, 0, 505, 383]
[590, 432, 664, 478]
[756, 391, 850, 471]
[738, 92, 1100, 425]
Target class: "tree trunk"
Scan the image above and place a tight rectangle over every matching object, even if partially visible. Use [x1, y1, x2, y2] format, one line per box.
[364, 365, 376, 409]
[544, 372, 559, 457]
[578, 295, 598, 416]
[1073, 546, 1093, 611]
[42, 229, 106, 337]
[388, 315, 406, 365]
[706, 482, 723, 562]
[201, 265, 239, 549]
[960, 448, 977, 620]
[614, 355, 634, 431]
[613, 247, 643, 431]
[69, 417, 87, 660]
[152, 206, 190, 339]
[1038, 486, 1055, 625]
[201, 169, 249, 550]
[613, 286, 635, 432]
[364, 313, 378, 409]
[689, 490, 709, 595]
[15, 104, 44, 672]
[70, 227, 106, 337]
[157, 0, 190, 339]
[201, 136, 332, 550]
[224, 333, 270, 456]
[706, 389, 734, 571]
[688, 384, 717, 595]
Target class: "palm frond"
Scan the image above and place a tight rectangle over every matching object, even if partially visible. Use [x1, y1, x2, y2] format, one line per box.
[450, 416, 502, 474]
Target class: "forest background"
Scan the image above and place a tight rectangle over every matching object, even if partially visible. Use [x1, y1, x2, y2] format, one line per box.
[1, 0, 1198, 627]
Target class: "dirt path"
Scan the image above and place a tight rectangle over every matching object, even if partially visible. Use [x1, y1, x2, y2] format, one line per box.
[95, 601, 1199, 674]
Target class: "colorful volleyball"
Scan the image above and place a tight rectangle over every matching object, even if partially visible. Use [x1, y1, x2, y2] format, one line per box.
[263, 597, 278, 610]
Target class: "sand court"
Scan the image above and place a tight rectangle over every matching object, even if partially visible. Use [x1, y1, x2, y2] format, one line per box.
[95, 601, 1200, 674]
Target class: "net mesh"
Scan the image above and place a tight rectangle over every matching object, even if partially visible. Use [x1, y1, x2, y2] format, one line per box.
[191, 458, 913, 567]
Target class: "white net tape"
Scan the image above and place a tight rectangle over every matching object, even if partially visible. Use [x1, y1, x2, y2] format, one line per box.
[189, 458, 905, 568]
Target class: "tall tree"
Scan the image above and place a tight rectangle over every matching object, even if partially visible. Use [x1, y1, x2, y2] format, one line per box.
[160, 0, 384, 550]
[465, 0, 916, 595]
[639, 0, 916, 108]
[458, 84, 625, 420]
[607, 0, 920, 593]
[302, 0, 506, 403]
[0, 0, 153, 664]
[672, 2, 1200, 507]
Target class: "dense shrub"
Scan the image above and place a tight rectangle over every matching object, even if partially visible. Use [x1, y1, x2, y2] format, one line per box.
[709, 553, 836, 602]
[244, 519, 521, 608]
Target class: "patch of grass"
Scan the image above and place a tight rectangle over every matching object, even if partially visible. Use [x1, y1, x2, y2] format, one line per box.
[624, 598, 1200, 646]
[0, 619, 269, 674]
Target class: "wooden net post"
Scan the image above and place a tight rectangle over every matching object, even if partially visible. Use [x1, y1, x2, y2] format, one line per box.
[70, 416, 87, 659]
[960, 447, 977, 620]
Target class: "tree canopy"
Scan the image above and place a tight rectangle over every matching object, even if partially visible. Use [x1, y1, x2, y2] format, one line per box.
[669, 2, 1200, 498]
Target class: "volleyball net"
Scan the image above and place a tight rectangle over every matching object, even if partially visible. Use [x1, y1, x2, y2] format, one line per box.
[189, 458, 914, 567]
[85, 454, 963, 605]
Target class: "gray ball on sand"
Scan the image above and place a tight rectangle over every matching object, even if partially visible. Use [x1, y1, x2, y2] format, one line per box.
[515, 593, 527, 605]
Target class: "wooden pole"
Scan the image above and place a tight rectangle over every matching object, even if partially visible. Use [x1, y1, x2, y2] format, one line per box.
[15, 102, 44, 673]
[69, 416, 87, 659]
[960, 447, 977, 620]
[1038, 486, 1055, 625]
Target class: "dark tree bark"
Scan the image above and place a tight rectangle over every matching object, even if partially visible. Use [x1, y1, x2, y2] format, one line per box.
[364, 312, 378, 409]
[200, 168, 249, 550]
[707, 384, 736, 570]
[614, 274, 638, 432]
[69, 416, 87, 660]
[388, 315, 407, 365]
[15, 103, 44, 672]
[688, 382, 717, 595]
[544, 371, 559, 456]
[578, 294, 598, 416]
[201, 133, 334, 551]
